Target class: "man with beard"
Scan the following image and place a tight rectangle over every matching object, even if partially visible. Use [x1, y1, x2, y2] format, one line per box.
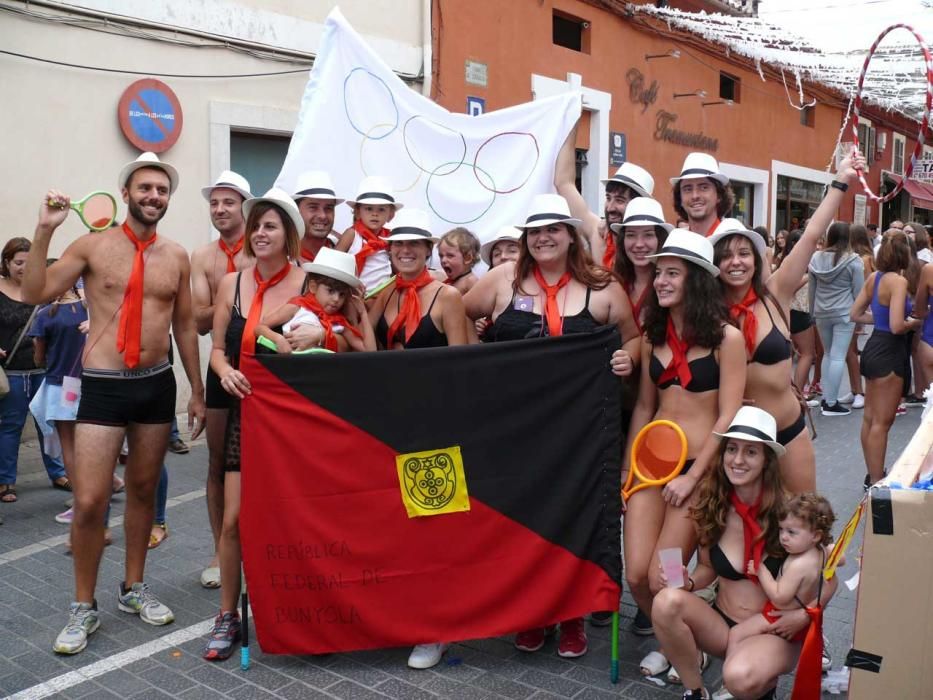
[293, 171, 344, 263]
[670, 152, 734, 237]
[22, 152, 206, 655]
[554, 124, 654, 268]
[189, 170, 252, 590]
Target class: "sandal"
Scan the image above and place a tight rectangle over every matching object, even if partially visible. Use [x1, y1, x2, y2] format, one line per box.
[668, 651, 710, 684]
[52, 477, 72, 492]
[640, 650, 671, 676]
[148, 523, 168, 549]
[0, 485, 17, 503]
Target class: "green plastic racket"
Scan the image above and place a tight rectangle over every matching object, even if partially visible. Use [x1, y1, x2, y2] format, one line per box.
[49, 191, 117, 232]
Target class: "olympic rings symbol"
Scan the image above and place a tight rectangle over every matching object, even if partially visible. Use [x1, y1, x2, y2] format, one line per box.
[851, 23, 933, 203]
[343, 68, 398, 140]
[403, 115, 467, 177]
[473, 132, 540, 194]
[426, 161, 497, 225]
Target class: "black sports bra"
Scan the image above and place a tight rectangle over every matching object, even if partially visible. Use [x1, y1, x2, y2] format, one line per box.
[750, 300, 792, 365]
[490, 287, 599, 341]
[376, 286, 447, 349]
[648, 350, 720, 393]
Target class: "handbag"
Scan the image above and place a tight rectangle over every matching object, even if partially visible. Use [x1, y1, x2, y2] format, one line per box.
[0, 305, 41, 399]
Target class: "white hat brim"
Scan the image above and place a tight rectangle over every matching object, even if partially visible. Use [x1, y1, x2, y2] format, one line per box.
[200, 184, 251, 202]
[670, 172, 730, 187]
[242, 197, 305, 237]
[713, 428, 786, 457]
[600, 176, 652, 199]
[709, 228, 768, 263]
[383, 232, 437, 243]
[480, 235, 522, 266]
[610, 218, 675, 234]
[300, 262, 361, 289]
[119, 161, 179, 194]
[517, 216, 583, 231]
[646, 250, 720, 277]
[346, 198, 403, 209]
[295, 193, 346, 205]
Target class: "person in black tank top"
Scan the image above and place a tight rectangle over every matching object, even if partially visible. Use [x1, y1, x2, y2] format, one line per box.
[623, 229, 745, 677]
[370, 209, 468, 353]
[203, 193, 306, 663]
[464, 193, 642, 660]
[650, 407, 836, 699]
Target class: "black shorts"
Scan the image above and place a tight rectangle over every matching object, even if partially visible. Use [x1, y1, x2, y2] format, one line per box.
[76, 361, 176, 426]
[205, 365, 231, 410]
[860, 330, 909, 380]
[789, 309, 812, 335]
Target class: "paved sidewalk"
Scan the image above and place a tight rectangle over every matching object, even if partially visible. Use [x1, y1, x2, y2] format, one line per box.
[1, 405, 922, 699]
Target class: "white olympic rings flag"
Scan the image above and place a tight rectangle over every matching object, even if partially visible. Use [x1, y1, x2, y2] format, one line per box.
[275, 8, 582, 242]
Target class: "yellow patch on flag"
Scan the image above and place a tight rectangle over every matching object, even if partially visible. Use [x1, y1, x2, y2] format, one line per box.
[396, 446, 470, 518]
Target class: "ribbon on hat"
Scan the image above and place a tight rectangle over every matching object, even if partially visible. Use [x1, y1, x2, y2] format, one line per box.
[657, 317, 692, 388]
[116, 223, 158, 369]
[352, 219, 389, 274]
[241, 262, 292, 356]
[218, 237, 244, 274]
[730, 286, 759, 358]
[533, 267, 571, 337]
[730, 490, 765, 582]
[385, 268, 435, 348]
[288, 294, 362, 352]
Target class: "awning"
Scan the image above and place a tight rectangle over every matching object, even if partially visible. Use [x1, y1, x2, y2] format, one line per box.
[886, 172, 933, 210]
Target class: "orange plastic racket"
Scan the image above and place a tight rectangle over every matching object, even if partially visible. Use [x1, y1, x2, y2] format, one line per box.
[622, 420, 688, 501]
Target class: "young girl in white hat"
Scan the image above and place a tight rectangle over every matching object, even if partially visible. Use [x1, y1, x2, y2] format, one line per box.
[336, 176, 402, 294]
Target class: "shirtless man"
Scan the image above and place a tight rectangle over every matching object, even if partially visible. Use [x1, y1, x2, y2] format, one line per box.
[670, 152, 735, 237]
[22, 152, 206, 655]
[555, 122, 654, 268]
[293, 170, 344, 263]
[189, 170, 252, 589]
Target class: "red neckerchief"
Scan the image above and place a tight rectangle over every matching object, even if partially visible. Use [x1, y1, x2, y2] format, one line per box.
[218, 237, 244, 274]
[352, 220, 389, 274]
[729, 490, 765, 582]
[386, 269, 435, 348]
[705, 218, 722, 237]
[241, 262, 292, 356]
[288, 294, 362, 352]
[657, 317, 692, 388]
[627, 281, 652, 334]
[533, 267, 571, 337]
[602, 231, 617, 269]
[117, 222, 157, 368]
[730, 286, 759, 357]
[300, 238, 334, 263]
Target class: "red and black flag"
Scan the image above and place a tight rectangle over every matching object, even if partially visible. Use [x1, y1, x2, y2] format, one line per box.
[239, 326, 623, 655]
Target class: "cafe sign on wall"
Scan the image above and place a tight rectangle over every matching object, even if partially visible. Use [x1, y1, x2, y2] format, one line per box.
[626, 68, 718, 152]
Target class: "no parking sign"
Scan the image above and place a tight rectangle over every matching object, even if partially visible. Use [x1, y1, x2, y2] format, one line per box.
[117, 78, 183, 153]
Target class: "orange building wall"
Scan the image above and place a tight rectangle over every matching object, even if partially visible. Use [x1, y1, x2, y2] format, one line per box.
[432, 0, 848, 223]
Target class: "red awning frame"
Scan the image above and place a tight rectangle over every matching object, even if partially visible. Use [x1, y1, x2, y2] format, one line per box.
[885, 171, 933, 210]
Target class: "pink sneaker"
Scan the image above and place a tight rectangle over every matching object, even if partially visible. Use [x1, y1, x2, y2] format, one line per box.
[515, 628, 546, 652]
[557, 617, 588, 658]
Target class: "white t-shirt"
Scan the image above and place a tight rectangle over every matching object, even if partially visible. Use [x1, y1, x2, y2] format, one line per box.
[347, 232, 392, 293]
[283, 307, 322, 334]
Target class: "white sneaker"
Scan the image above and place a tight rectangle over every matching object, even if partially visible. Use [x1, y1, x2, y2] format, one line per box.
[806, 397, 820, 408]
[852, 394, 865, 409]
[711, 687, 734, 700]
[407, 642, 449, 669]
[838, 392, 854, 404]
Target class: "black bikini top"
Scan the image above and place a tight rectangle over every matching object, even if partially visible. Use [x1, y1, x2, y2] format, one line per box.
[376, 287, 447, 349]
[750, 300, 792, 365]
[490, 287, 599, 341]
[648, 350, 720, 393]
[710, 544, 783, 582]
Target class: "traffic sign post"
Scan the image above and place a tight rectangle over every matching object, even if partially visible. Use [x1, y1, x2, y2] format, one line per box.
[117, 78, 183, 153]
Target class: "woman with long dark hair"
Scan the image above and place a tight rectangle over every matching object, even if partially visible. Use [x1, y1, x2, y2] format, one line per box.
[844, 225, 876, 409]
[202, 189, 307, 662]
[808, 222, 864, 414]
[465, 193, 640, 659]
[710, 152, 865, 493]
[624, 230, 745, 679]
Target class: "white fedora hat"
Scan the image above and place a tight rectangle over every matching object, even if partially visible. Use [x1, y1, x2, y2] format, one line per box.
[480, 226, 523, 266]
[670, 152, 730, 187]
[601, 162, 655, 198]
[714, 406, 786, 456]
[242, 188, 305, 236]
[346, 176, 403, 209]
[384, 208, 437, 242]
[610, 197, 674, 234]
[301, 247, 361, 289]
[293, 171, 345, 204]
[709, 219, 769, 262]
[201, 170, 252, 201]
[647, 228, 719, 276]
[516, 194, 582, 230]
[118, 151, 179, 194]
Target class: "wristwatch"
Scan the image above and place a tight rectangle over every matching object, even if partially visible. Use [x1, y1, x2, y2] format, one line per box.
[830, 180, 848, 193]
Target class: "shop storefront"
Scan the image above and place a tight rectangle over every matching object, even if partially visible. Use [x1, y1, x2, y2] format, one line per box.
[775, 174, 825, 232]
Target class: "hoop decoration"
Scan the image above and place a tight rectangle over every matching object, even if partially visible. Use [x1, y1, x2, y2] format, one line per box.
[851, 23, 933, 203]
